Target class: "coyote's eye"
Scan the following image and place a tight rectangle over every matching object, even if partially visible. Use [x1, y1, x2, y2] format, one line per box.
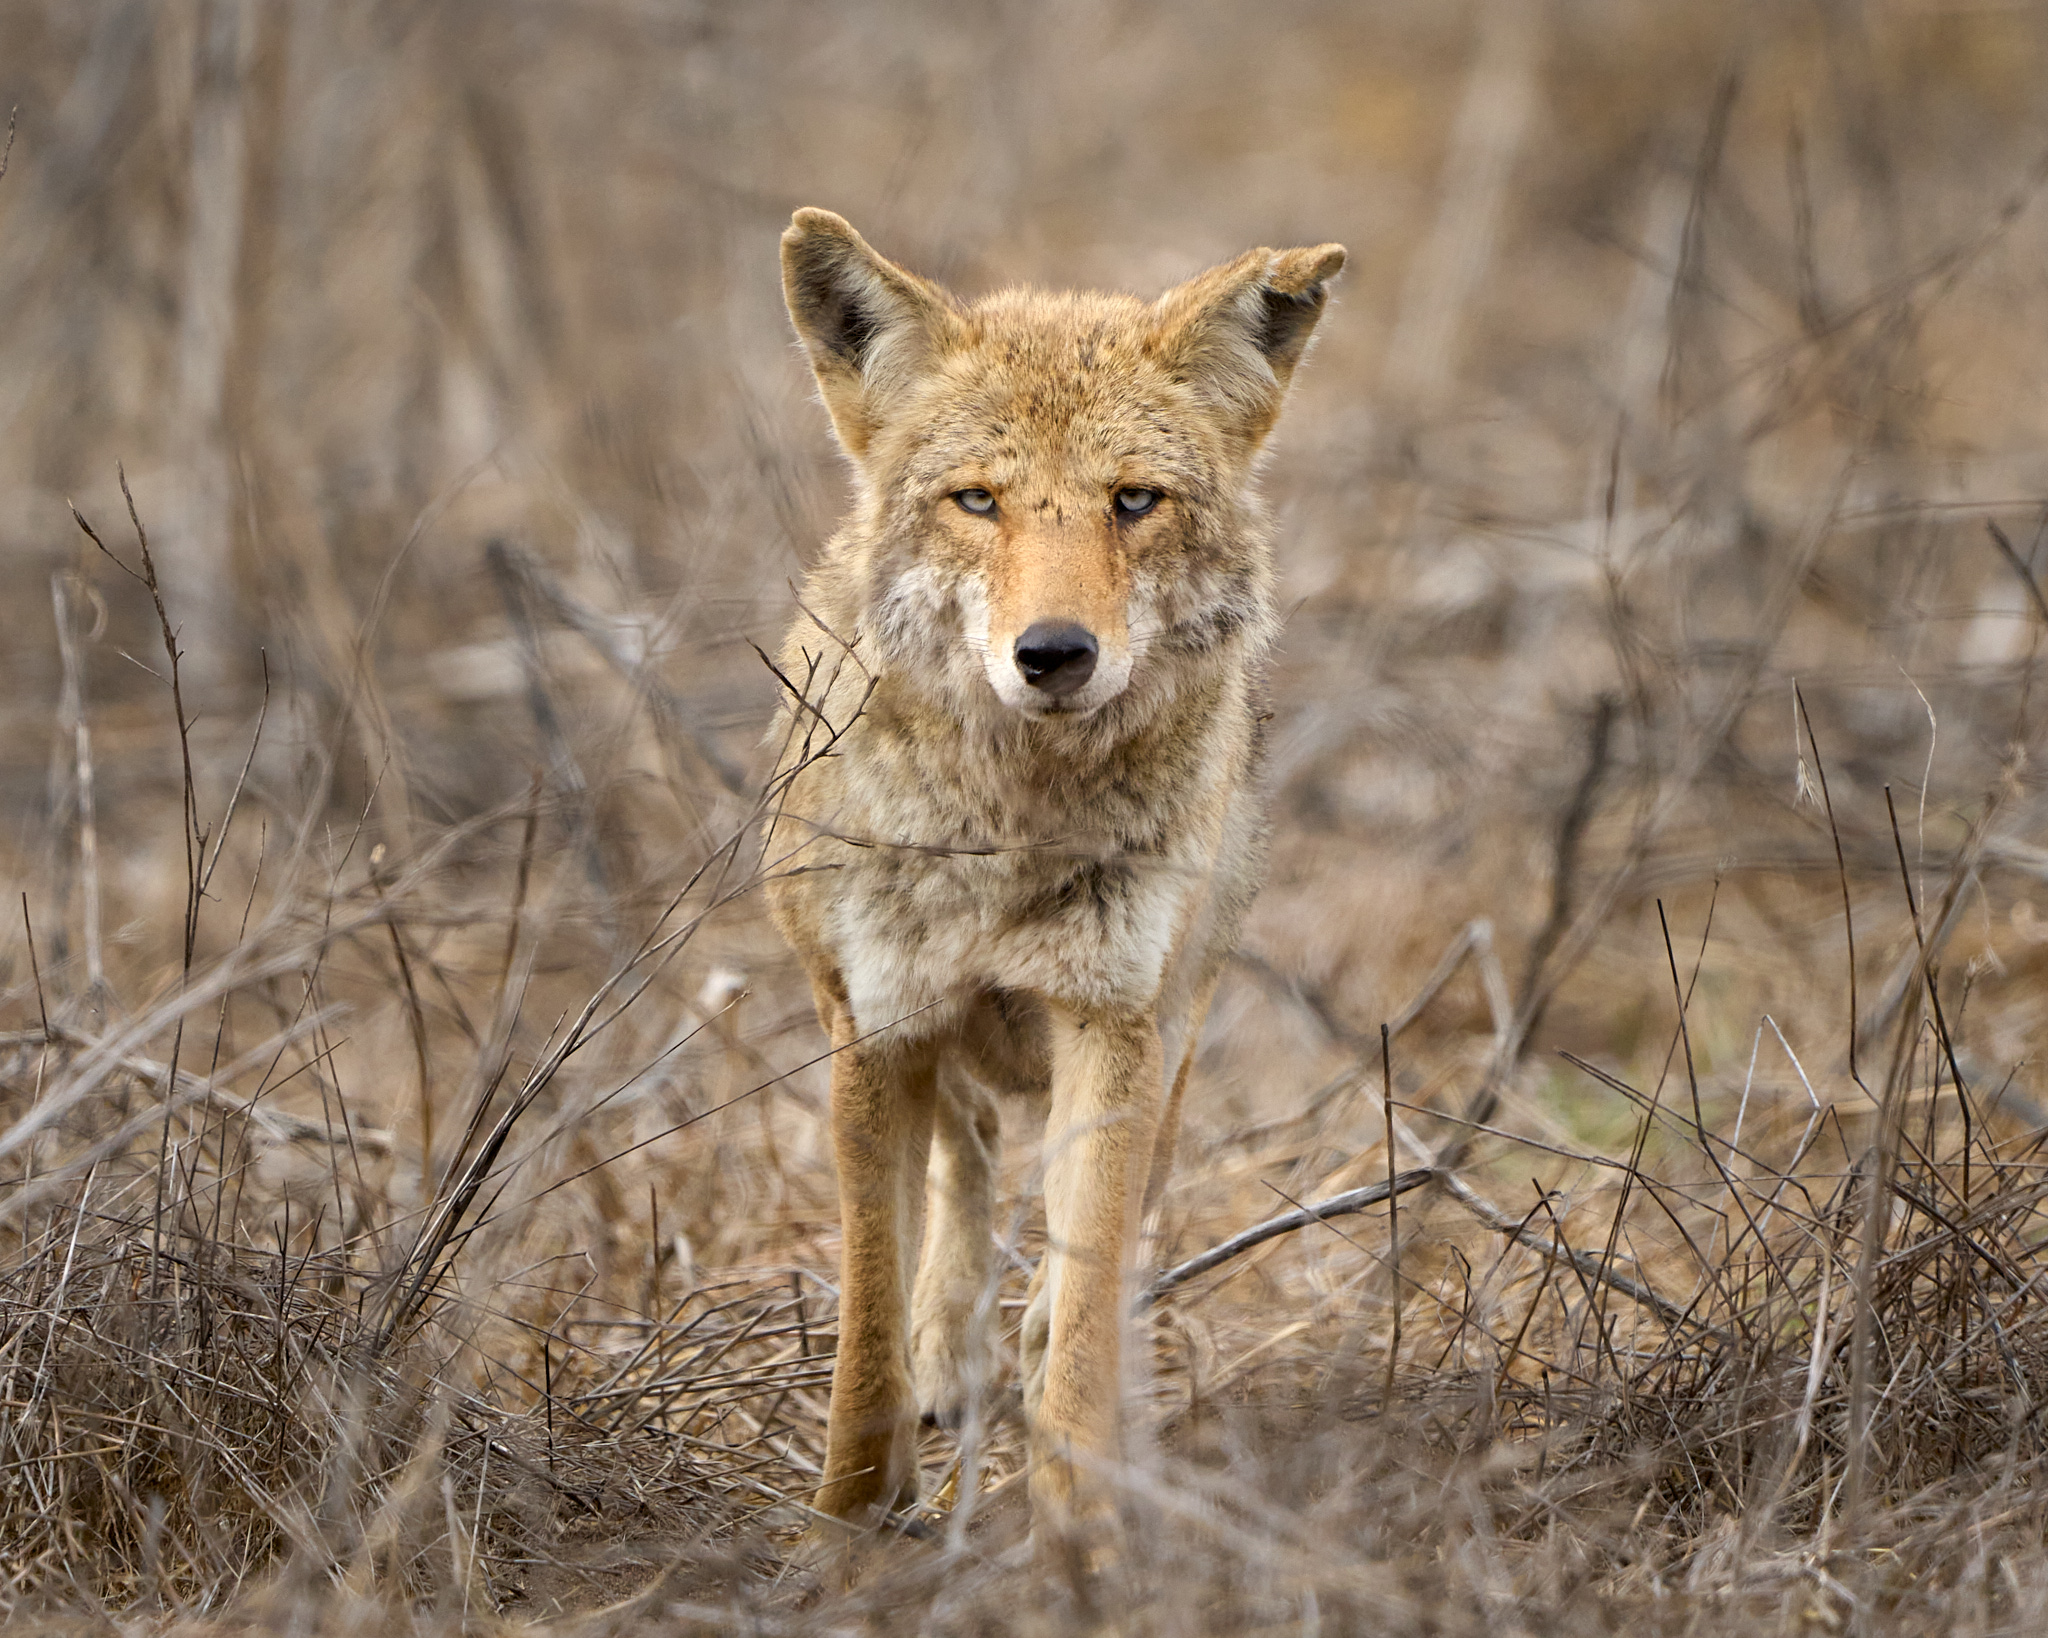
[954, 489, 996, 515]
[1114, 488, 1160, 517]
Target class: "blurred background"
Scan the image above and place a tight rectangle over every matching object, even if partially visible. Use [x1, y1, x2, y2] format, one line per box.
[5, 1, 2048, 1620]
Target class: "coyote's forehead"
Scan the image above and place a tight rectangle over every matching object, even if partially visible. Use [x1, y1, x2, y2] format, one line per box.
[876, 296, 1221, 500]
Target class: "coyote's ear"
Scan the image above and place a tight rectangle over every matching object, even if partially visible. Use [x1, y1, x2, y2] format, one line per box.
[781, 209, 961, 462]
[1149, 242, 1346, 446]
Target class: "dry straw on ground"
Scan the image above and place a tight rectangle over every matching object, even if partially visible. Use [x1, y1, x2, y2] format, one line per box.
[6, 2, 2048, 1632]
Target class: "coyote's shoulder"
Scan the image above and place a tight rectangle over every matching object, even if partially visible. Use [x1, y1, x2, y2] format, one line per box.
[763, 209, 1342, 1546]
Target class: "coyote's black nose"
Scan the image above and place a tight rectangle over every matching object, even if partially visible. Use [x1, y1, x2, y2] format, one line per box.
[1014, 621, 1099, 698]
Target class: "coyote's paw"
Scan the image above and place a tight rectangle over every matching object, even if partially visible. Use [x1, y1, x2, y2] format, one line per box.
[912, 1299, 999, 1429]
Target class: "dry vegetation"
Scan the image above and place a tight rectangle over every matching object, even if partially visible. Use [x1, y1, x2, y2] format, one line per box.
[6, 1, 2048, 1632]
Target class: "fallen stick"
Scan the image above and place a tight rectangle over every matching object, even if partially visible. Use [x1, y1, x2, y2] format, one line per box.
[1432, 1167, 1695, 1331]
[1141, 1164, 1699, 1335]
[1140, 1168, 1435, 1307]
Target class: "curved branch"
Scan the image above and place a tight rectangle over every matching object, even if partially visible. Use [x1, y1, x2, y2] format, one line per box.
[1140, 1169, 1435, 1307]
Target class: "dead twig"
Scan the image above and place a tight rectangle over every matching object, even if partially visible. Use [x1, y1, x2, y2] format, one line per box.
[1141, 1169, 1435, 1307]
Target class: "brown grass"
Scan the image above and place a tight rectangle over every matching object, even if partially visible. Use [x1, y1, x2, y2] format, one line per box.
[6, 1, 2048, 1631]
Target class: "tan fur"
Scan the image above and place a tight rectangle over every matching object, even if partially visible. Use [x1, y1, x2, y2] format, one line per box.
[765, 209, 1342, 1546]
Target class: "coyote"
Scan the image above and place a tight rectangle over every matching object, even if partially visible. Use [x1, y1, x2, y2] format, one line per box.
[766, 209, 1343, 1541]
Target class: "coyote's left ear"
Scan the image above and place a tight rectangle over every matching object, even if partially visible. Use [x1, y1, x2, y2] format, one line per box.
[782, 209, 962, 463]
[1150, 242, 1346, 445]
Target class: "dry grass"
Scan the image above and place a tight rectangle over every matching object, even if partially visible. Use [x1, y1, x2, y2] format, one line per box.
[7, 1, 2048, 1631]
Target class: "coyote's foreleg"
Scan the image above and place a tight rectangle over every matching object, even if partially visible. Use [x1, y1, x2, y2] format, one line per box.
[911, 1068, 1003, 1429]
[814, 1016, 938, 1527]
[1025, 1003, 1162, 1543]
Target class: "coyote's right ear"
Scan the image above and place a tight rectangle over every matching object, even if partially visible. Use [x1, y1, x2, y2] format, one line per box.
[1150, 241, 1346, 449]
[781, 209, 960, 462]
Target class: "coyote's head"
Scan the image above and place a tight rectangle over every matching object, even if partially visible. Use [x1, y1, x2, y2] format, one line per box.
[781, 210, 1343, 719]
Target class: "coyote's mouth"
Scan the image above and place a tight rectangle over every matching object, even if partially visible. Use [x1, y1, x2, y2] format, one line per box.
[976, 640, 1132, 718]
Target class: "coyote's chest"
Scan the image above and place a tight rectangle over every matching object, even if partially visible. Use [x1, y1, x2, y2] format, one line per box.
[809, 704, 1226, 1033]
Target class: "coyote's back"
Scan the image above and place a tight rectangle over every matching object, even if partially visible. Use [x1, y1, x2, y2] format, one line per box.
[763, 209, 1342, 1561]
